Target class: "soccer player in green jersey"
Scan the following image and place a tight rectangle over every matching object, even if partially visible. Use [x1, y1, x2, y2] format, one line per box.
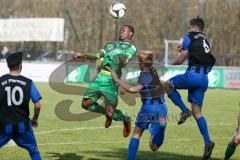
[221, 111, 240, 160]
[74, 25, 137, 137]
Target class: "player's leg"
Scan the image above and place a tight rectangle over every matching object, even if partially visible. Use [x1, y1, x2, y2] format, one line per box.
[0, 124, 13, 148]
[189, 96, 215, 159]
[82, 98, 105, 114]
[187, 74, 214, 159]
[103, 87, 117, 128]
[83, 72, 116, 115]
[105, 105, 129, 128]
[82, 72, 113, 113]
[128, 127, 144, 160]
[191, 102, 211, 143]
[188, 78, 211, 145]
[0, 134, 12, 148]
[128, 103, 154, 160]
[81, 85, 105, 114]
[149, 125, 166, 151]
[165, 74, 191, 124]
[105, 104, 131, 137]
[103, 83, 131, 136]
[104, 105, 114, 128]
[149, 103, 168, 151]
[13, 126, 41, 160]
[223, 132, 240, 160]
[106, 105, 129, 122]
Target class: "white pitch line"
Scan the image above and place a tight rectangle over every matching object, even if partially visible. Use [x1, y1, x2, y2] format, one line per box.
[35, 125, 122, 135]
[168, 122, 235, 126]
[5, 126, 122, 147]
[4, 122, 236, 147]
[5, 136, 233, 148]
[34, 123, 235, 135]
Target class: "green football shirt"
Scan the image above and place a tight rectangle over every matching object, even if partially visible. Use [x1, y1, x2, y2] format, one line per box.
[100, 41, 137, 76]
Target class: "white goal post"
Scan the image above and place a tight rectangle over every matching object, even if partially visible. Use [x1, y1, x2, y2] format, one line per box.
[164, 39, 182, 66]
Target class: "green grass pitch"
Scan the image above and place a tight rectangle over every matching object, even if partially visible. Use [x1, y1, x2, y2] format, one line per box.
[0, 83, 239, 160]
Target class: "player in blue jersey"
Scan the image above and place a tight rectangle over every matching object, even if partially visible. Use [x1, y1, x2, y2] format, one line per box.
[111, 51, 168, 160]
[164, 17, 216, 159]
[0, 51, 42, 160]
[221, 111, 240, 160]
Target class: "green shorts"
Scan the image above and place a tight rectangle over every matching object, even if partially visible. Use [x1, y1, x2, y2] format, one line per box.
[83, 72, 119, 107]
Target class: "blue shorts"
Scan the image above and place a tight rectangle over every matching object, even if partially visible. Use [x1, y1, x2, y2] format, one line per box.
[0, 122, 40, 156]
[170, 70, 208, 107]
[135, 100, 168, 135]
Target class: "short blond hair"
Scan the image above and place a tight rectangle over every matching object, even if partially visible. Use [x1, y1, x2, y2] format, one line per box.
[138, 50, 153, 68]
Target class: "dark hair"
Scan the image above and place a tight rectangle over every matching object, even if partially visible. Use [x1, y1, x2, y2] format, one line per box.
[6, 51, 23, 71]
[8, 64, 22, 71]
[189, 16, 204, 31]
[124, 24, 134, 37]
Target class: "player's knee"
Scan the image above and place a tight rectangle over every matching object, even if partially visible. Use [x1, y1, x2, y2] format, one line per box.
[193, 113, 202, 120]
[192, 104, 202, 119]
[192, 110, 202, 119]
[163, 80, 174, 94]
[81, 102, 89, 110]
[106, 110, 115, 118]
[81, 99, 93, 110]
[106, 106, 115, 117]
[149, 143, 159, 152]
[232, 141, 240, 147]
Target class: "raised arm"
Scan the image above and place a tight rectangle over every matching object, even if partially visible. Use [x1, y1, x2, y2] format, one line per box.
[172, 35, 190, 65]
[74, 49, 104, 60]
[172, 50, 188, 65]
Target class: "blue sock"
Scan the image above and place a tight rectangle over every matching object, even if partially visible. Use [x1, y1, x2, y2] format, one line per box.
[128, 138, 139, 160]
[196, 116, 211, 145]
[30, 152, 41, 160]
[168, 89, 188, 112]
[152, 126, 166, 147]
